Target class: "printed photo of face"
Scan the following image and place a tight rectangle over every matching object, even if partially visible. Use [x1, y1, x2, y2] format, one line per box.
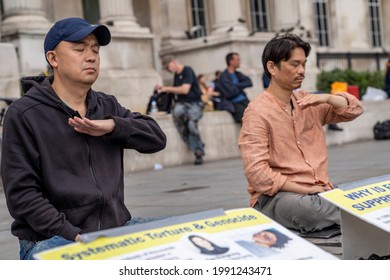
[252, 228, 292, 249]
[188, 235, 229, 255]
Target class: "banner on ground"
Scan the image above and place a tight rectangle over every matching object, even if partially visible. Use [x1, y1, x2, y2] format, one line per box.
[35, 208, 336, 260]
[320, 177, 390, 232]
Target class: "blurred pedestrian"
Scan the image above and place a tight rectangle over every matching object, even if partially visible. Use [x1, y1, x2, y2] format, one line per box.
[198, 74, 214, 112]
[156, 55, 205, 165]
[218, 52, 252, 123]
[384, 56, 390, 98]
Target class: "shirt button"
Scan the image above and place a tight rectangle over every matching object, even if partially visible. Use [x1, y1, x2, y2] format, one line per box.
[297, 141, 300, 145]
[306, 160, 309, 164]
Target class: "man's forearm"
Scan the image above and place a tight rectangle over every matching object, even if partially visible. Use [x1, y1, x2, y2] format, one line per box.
[280, 180, 311, 194]
[161, 84, 190, 95]
[327, 94, 348, 109]
[280, 180, 332, 195]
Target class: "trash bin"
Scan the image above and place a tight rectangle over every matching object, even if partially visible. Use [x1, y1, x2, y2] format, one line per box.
[331, 81, 348, 94]
[347, 85, 360, 100]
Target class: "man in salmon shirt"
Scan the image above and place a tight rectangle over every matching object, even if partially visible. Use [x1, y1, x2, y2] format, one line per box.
[238, 33, 364, 233]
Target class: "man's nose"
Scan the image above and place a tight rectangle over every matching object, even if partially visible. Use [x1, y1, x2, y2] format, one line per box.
[86, 50, 97, 61]
[298, 64, 305, 73]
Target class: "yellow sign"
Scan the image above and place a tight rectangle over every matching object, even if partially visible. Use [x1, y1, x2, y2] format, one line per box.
[321, 180, 390, 215]
[36, 208, 272, 260]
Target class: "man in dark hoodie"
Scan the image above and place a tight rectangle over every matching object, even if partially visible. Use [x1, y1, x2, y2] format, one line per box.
[1, 17, 167, 259]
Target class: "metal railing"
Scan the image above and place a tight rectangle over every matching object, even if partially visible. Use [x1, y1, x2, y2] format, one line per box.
[316, 52, 389, 72]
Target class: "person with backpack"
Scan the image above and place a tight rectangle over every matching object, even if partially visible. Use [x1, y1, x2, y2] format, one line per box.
[155, 55, 205, 165]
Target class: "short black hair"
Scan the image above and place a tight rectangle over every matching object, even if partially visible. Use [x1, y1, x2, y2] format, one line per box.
[262, 33, 311, 77]
[226, 52, 239, 66]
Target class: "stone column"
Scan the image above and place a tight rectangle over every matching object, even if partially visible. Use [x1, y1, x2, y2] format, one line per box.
[1, 0, 50, 33]
[95, 0, 158, 114]
[272, 0, 300, 32]
[297, 0, 316, 39]
[99, 0, 149, 33]
[211, 0, 248, 34]
[0, 43, 20, 98]
[0, 0, 50, 76]
[158, 0, 189, 48]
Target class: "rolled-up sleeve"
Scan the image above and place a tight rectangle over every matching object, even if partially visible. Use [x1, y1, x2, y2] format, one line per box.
[323, 92, 364, 124]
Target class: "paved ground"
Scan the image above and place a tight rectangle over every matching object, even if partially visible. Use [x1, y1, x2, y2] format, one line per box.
[0, 139, 389, 259]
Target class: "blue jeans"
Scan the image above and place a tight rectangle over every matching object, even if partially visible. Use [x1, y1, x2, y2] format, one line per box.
[19, 217, 161, 260]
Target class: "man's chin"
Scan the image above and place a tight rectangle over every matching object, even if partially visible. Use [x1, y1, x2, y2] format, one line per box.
[80, 79, 97, 88]
[294, 81, 303, 89]
[83, 75, 98, 85]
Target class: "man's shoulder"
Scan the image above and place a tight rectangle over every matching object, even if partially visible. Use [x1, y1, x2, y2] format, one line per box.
[292, 90, 310, 100]
[90, 89, 118, 104]
[235, 70, 251, 79]
[219, 69, 231, 80]
[183, 65, 195, 73]
[247, 92, 272, 112]
[220, 69, 229, 75]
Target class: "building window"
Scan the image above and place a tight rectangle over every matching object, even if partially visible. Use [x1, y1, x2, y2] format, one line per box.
[82, 0, 100, 24]
[0, 0, 3, 17]
[313, 0, 330, 47]
[249, 0, 269, 32]
[189, 0, 207, 38]
[368, 0, 382, 47]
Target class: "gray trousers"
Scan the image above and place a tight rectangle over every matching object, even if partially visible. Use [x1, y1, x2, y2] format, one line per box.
[254, 192, 340, 233]
[172, 102, 204, 154]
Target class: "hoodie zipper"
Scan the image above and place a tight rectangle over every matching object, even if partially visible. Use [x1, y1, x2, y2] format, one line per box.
[57, 101, 104, 231]
[85, 136, 104, 231]
[83, 106, 104, 232]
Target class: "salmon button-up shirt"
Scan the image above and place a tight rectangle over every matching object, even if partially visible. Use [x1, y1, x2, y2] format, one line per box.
[239, 90, 364, 207]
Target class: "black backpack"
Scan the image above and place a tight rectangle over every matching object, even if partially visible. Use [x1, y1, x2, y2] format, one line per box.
[146, 90, 174, 114]
[373, 120, 390, 140]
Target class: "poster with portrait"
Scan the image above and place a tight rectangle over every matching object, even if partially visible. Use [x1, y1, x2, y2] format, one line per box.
[34, 208, 336, 260]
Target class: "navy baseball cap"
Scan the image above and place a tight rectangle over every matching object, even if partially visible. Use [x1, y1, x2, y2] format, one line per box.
[44, 17, 111, 54]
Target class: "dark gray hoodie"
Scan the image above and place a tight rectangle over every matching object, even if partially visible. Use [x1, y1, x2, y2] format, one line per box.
[1, 76, 166, 241]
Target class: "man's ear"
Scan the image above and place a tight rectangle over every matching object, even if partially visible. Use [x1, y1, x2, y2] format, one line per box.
[267, 61, 276, 76]
[45, 51, 57, 68]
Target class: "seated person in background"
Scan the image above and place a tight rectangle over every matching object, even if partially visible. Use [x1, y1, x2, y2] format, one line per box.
[262, 72, 270, 89]
[197, 74, 215, 112]
[239, 33, 364, 233]
[209, 70, 224, 110]
[218, 52, 252, 123]
[155, 55, 205, 165]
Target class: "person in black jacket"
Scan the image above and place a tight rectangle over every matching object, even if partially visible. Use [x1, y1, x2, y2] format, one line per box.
[1, 17, 167, 260]
[217, 52, 253, 123]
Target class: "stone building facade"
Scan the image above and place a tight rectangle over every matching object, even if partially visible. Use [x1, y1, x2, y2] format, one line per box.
[1, 0, 389, 112]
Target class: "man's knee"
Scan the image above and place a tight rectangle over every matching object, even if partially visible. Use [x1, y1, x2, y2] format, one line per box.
[294, 196, 340, 232]
[264, 193, 340, 232]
